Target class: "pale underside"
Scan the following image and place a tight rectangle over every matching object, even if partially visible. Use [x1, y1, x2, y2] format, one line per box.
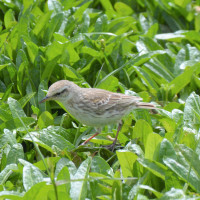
[61, 88, 142, 127]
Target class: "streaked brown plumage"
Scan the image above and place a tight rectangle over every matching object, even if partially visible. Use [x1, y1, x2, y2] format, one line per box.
[40, 80, 157, 150]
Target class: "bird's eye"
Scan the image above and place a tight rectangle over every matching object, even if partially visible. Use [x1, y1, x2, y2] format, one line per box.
[55, 92, 61, 96]
[54, 88, 68, 97]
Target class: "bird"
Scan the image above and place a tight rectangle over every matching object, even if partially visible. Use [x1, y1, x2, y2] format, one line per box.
[40, 80, 158, 151]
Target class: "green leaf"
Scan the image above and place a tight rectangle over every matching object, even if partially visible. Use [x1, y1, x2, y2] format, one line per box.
[33, 11, 52, 36]
[23, 182, 49, 200]
[169, 64, 199, 98]
[23, 127, 74, 153]
[145, 133, 163, 160]
[23, 165, 44, 191]
[0, 164, 18, 184]
[132, 120, 153, 146]
[25, 41, 39, 64]
[100, 0, 117, 19]
[41, 55, 60, 81]
[57, 167, 71, 199]
[97, 75, 119, 91]
[0, 63, 10, 72]
[17, 62, 29, 96]
[137, 158, 166, 180]
[2, 83, 14, 101]
[18, 92, 36, 108]
[8, 97, 26, 118]
[7, 144, 24, 165]
[38, 111, 54, 129]
[0, 117, 35, 131]
[114, 2, 133, 16]
[183, 92, 200, 130]
[34, 157, 60, 171]
[4, 9, 16, 29]
[0, 129, 17, 148]
[91, 156, 113, 176]
[70, 157, 92, 199]
[116, 150, 137, 178]
[161, 139, 200, 192]
[0, 191, 23, 200]
[55, 157, 77, 177]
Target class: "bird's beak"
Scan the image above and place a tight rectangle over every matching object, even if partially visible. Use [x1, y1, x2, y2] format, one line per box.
[39, 96, 50, 104]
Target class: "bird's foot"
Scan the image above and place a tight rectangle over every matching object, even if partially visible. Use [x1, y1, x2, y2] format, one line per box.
[102, 143, 121, 152]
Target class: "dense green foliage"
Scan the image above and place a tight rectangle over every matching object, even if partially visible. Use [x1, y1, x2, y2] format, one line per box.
[1, 0, 200, 199]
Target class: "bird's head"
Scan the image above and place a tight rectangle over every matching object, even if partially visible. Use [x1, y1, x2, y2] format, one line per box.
[39, 80, 80, 103]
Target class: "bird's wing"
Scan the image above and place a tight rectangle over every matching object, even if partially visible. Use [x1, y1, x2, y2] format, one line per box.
[80, 88, 142, 114]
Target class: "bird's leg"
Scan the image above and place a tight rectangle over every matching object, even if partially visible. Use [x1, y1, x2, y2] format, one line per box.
[110, 120, 122, 151]
[113, 121, 122, 145]
[102, 120, 122, 151]
[81, 128, 101, 145]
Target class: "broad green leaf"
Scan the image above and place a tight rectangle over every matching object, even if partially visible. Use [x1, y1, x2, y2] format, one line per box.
[114, 2, 133, 16]
[38, 111, 54, 129]
[48, 0, 63, 13]
[161, 139, 200, 192]
[159, 117, 177, 133]
[2, 83, 14, 101]
[90, 156, 113, 176]
[0, 129, 17, 148]
[23, 182, 49, 200]
[163, 156, 200, 192]
[116, 150, 137, 178]
[165, 170, 184, 192]
[80, 46, 101, 58]
[34, 157, 60, 171]
[0, 164, 18, 184]
[97, 75, 119, 92]
[137, 158, 166, 180]
[0, 117, 35, 131]
[94, 14, 108, 32]
[0, 191, 23, 200]
[61, 64, 80, 79]
[159, 139, 177, 161]
[19, 92, 36, 108]
[4, 9, 16, 29]
[38, 80, 48, 112]
[55, 158, 77, 177]
[100, 0, 117, 19]
[57, 167, 71, 199]
[8, 97, 26, 118]
[33, 11, 52, 36]
[169, 64, 200, 98]
[112, 180, 122, 199]
[183, 92, 200, 130]
[74, 0, 92, 22]
[0, 63, 10, 71]
[7, 143, 24, 165]
[160, 188, 186, 200]
[41, 56, 60, 81]
[17, 7, 31, 37]
[70, 157, 92, 200]
[139, 185, 162, 198]
[25, 41, 39, 64]
[89, 172, 114, 186]
[17, 62, 28, 96]
[23, 165, 44, 191]
[23, 127, 74, 153]
[132, 120, 153, 146]
[145, 133, 162, 160]
[155, 32, 185, 42]
[178, 144, 200, 180]
[44, 12, 64, 43]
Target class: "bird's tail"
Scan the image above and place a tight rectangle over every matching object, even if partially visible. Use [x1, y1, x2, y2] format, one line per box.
[136, 102, 158, 110]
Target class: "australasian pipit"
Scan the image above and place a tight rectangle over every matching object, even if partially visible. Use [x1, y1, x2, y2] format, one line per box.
[40, 80, 158, 150]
